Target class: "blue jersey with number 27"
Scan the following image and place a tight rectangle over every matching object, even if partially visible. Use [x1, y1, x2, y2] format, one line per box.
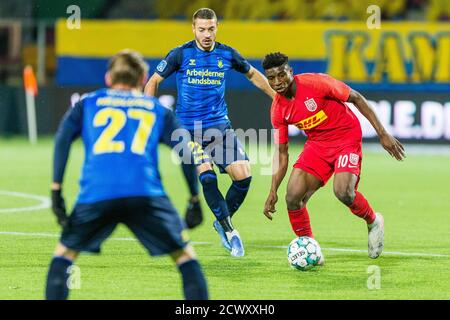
[53, 88, 181, 204]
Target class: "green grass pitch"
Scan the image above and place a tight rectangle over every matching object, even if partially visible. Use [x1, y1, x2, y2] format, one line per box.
[0, 137, 449, 299]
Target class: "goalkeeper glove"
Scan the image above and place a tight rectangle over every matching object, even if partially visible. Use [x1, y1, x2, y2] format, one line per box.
[51, 189, 68, 228]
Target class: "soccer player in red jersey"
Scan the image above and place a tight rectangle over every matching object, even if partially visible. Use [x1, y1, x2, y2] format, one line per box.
[262, 52, 405, 260]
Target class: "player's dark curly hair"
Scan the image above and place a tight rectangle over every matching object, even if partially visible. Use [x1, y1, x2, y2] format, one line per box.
[262, 52, 289, 70]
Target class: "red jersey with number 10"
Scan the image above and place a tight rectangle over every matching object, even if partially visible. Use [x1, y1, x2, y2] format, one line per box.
[271, 73, 362, 145]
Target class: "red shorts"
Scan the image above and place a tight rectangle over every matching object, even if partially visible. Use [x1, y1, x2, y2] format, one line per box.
[293, 140, 363, 186]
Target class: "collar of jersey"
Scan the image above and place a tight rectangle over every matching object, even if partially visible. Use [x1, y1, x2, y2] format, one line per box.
[107, 88, 143, 96]
[194, 40, 216, 52]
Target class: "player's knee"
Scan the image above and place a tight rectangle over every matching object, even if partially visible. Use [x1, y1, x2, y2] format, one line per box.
[171, 245, 197, 265]
[334, 186, 355, 206]
[54, 243, 79, 261]
[197, 162, 213, 175]
[226, 160, 251, 180]
[285, 192, 302, 210]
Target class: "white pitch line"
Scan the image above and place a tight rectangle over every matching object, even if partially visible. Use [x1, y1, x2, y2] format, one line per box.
[0, 231, 449, 258]
[0, 190, 50, 213]
[0, 232, 211, 245]
[246, 244, 450, 258]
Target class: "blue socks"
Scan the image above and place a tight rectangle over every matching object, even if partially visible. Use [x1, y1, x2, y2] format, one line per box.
[178, 259, 209, 300]
[199, 171, 252, 219]
[45, 256, 73, 300]
[226, 176, 252, 217]
[199, 170, 230, 221]
[46, 257, 208, 300]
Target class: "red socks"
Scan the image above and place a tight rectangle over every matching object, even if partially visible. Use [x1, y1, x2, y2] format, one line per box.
[349, 191, 376, 224]
[287, 192, 375, 238]
[288, 208, 314, 238]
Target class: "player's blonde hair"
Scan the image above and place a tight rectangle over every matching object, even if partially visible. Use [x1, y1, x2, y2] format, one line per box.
[108, 49, 149, 87]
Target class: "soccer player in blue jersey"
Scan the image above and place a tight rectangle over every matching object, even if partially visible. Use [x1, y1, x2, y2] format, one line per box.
[145, 8, 275, 257]
[46, 50, 208, 300]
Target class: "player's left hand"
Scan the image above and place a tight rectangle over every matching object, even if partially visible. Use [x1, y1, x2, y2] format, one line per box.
[379, 133, 405, 161]
[51, 189, 68, 228]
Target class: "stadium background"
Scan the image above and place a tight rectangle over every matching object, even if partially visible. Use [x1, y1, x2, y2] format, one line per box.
[0, 0, 449, 142]
[0, 0, 449, 301]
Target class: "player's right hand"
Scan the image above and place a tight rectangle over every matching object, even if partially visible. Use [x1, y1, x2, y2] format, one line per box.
[263, 191, 278, 220]
[51, 189, 68, 228]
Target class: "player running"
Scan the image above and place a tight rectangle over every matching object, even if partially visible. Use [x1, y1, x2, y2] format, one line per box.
[46, 50, 208, 300]
[262, 52, 405, 260]
[145, 8, 275, 257]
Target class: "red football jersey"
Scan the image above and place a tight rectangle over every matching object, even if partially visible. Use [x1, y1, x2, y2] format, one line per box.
[271, 73, 362, 145]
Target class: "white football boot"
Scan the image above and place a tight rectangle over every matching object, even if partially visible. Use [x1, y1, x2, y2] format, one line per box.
[368, 213, 384, 259]
[226, 229, 245, 257]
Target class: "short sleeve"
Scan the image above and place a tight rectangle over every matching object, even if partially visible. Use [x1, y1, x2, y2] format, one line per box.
[231, 48, 251, 74]
[155, 47, 182, 79]
[314, 73, 351, 102]
[271, 101, 289, 145]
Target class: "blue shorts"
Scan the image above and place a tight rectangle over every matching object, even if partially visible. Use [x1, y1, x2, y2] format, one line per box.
[60, 196, 188, 256]
[188, 122, 249, 174]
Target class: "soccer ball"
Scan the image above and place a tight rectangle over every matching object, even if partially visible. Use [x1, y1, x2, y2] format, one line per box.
[287, 236, 322, 271]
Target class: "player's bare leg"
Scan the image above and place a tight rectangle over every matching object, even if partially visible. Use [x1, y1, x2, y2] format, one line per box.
[45, 243, 79, 300]
[333, 172, 384, 258]
[170, 245, 208, 300]
[286, 169, 325, 265]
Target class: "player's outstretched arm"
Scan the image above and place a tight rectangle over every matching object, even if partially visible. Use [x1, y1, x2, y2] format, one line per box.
[144, 73, 165, 97]
[246, 66, 276, 100]
[347, 90, 405, 161]
[264, 143, 289, 220]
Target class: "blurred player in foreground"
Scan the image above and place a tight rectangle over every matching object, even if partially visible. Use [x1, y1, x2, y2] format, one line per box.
[46, 50, 208, 300]
[262, 52, 405, 260]
[145, 8, 275, 257]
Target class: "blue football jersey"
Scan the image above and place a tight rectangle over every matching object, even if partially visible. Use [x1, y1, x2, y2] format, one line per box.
[156, 40, 251, 130]
[53, 88, 181, 204]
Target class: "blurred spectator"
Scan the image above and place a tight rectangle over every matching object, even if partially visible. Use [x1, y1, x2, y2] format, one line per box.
[381, 0, 407, 20]
[405, 0, 428, 20]
[224, 0, 279, 20]
[104, 0, 155, 19]
[427, 0, 450, 21]
[0, 0, 446, 22]
[0, 0, 32, 18]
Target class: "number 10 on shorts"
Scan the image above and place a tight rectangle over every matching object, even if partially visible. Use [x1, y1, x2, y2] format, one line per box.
[337, 153, 359, 169]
